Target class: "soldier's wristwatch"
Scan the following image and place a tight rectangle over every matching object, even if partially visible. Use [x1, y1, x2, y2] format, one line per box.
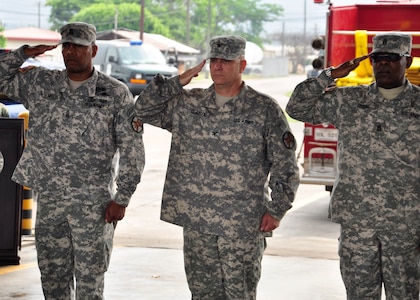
[325, 67, 334, 80]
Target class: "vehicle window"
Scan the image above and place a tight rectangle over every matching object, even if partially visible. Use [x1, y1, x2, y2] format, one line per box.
[119, 44, 167, 65]
[106, 46, 118, 63]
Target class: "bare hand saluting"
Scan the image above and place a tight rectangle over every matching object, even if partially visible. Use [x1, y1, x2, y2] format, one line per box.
[330, 54, 370, 79]
[179, 59, 206, 86]
[23, 45, 58, 58]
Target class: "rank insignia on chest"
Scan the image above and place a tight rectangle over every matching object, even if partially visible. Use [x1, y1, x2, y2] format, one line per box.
[131, 116, 143, 133]
[84, 98, 108, 108]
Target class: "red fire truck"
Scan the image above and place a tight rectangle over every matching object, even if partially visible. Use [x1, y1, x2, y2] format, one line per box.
[301, 1, 420, 192]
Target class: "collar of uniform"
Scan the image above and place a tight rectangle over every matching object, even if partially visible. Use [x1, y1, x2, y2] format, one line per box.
[208, 82, 248, 112]
[372, 80, 415, 108]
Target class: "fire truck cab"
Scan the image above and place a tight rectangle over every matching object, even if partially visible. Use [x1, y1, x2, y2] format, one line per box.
[301, 2, 420, 191]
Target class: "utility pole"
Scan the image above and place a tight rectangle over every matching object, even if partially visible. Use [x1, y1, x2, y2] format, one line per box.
[38, 1, 41, 28]
[206, 0, 211, 48]
[186, 0, 190, 44]
[205, 0, 212, 78]
[303, 0, 307, 60]
[140, 0, 145, 40]
[114, 9, 119, 30]
[282, 21, 285, 57]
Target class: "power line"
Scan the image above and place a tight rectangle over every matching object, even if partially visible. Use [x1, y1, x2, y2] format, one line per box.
[0, 9, 46, 16]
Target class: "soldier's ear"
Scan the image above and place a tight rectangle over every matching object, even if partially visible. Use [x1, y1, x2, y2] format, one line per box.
[91, 44, 98, 58]
[405, 56, 413, 69]
[240, 59, 247, 73]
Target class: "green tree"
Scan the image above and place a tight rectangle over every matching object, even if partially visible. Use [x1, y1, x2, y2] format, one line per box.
[46, 0, 139, 30]
[0, 24, 6, 48]
[70, 3, 170, 36]
[147, 0, 189, 41]
[46, 0, 283, 51]
[146, 0, 282, 49]
[46, 0, 86, 30]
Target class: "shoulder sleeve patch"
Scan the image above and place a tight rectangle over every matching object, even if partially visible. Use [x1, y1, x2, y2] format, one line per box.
[131, 116, 143, 133]
[282, 131, 296, 149]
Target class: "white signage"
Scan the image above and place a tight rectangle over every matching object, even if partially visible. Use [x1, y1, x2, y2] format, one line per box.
[314, 128, 339, 142]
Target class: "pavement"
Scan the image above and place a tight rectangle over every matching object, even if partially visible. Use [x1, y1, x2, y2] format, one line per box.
[0, 239, 346, 300]
[0, 75, 355, 300]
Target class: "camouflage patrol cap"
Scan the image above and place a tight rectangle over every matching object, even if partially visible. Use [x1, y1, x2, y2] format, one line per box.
[206, 35, 246, 60]
[371, 32, 412, 55]
[59, 22, 96, 46]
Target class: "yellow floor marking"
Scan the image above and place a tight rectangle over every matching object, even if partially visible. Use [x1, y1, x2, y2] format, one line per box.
[0, 262, 37, 275]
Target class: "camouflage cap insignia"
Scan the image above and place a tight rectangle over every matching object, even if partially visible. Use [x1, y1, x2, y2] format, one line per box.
[18, 66, 36, 74]
[131, 116, 143, 133]
[282, 131, 296, 149]
[206, 35, 246, 60]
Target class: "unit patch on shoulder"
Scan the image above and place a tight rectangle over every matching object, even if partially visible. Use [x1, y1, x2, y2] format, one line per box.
[131, 116, 143, 133]
[282, 131, 296, 149]
[18, 66, 36, 74]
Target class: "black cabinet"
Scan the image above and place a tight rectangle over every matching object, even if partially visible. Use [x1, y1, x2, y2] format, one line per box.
[0, 118, 24, 265]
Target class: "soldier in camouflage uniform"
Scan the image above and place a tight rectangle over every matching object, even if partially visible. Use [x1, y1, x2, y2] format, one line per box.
[0, 22, 144, 299]
[287, 32, 419, 299]
[135, 35, 300, 299]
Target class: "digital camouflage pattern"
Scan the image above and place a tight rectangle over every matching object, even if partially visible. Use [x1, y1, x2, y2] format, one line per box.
[183, 228, 265, 300]
[136, 73, 299, 298]
[286, 71, 419, 228]
[371, 32, 412, 55]
[135, 74, 300, 239]
[0, 46, 144, 299]
[286, 70, 419, 298]
[339, 225, 419, 299]
[206, 35, 246, 60]
[0, 46, 144, 206]
[35, 196, 114, 299]
[59, 22, 96, 46]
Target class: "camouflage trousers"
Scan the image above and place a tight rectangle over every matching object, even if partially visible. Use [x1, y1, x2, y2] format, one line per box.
[339, 225, 419, 300]
[183, 227, 266, 300]
[35, 194, 114, 300]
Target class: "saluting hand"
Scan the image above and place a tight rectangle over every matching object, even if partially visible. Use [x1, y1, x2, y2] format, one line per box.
[330, 54, 370, 79]
[23, 44, 58, 58]
[179, 59, 206, 86]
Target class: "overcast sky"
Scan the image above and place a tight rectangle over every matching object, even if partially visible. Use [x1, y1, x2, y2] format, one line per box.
[0, 0, 380, 35]
[1, 0, 50, 30]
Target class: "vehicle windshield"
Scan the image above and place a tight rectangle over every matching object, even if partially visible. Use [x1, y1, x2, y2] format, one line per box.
[119, 44, 167, 65]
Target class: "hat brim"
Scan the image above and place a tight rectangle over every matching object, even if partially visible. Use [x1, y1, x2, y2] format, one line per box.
[206, 53, 240, 60]
[58, 37, 92, 46]
[369, 49, 404, 55]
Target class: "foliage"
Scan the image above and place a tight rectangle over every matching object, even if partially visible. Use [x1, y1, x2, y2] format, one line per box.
[70, 3, 170, 37]
[0, 24, 6, 48]
[46, 0, 84, 30]
[46, 0, 283, 52]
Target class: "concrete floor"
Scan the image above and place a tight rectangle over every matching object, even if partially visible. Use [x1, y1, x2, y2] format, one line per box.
[1, 238, 346, 300]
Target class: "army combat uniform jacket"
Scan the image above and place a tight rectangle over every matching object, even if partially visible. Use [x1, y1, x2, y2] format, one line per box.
[0, 46, 144, 207]
[286, 71, 419, 229]
[135, 74, 299, 239]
